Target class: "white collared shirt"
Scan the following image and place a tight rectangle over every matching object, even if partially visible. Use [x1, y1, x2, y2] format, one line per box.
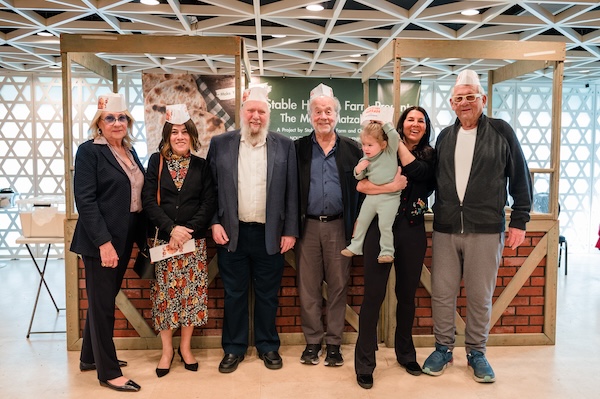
[237, 136, 267, 223]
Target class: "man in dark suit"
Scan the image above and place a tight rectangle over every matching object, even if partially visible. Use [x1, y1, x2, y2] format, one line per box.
[207, 84, 299, 373]
[295, 83, 363, 367]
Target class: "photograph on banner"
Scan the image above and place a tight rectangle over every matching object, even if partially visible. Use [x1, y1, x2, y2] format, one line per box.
[141, 73, 237, 158]
[259, 77, 421, 139]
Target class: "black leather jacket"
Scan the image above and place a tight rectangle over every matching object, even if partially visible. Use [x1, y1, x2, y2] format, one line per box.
[433, 114, 532, 234]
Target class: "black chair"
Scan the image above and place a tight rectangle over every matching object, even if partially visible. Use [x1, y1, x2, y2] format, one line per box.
[532, 193, 567, 275]
[558, 234, 567, 275]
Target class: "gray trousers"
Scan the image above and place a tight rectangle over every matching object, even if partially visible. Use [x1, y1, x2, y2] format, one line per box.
[431, 231, 504, 354]
[296, 218, 351, 345]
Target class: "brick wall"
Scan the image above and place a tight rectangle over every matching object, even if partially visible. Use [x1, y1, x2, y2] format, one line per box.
[78, 232, 546, 339]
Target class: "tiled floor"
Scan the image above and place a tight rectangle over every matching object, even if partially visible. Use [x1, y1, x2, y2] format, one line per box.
[1, 252, 598, 398]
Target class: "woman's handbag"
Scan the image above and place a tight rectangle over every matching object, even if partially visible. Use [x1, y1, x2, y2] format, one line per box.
[134, 154, 163, 279]
[133, 242, 154, 279]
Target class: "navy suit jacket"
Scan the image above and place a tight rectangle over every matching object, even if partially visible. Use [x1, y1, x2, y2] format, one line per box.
[70, 139, 146, 258]
[207, 130, 299, 255]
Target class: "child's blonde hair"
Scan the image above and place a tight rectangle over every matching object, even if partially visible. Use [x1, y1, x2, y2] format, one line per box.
[360, 122, 388, 145]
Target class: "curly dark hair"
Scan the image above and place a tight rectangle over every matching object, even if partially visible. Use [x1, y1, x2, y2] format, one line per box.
[396, 106, 435, 161]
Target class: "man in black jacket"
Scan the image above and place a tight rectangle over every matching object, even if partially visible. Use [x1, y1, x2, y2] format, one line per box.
[422, 70, 532, 383]
[295, 83, 362, 367]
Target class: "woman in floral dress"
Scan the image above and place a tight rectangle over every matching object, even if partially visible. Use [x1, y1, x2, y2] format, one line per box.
[142, 104, 216, 377]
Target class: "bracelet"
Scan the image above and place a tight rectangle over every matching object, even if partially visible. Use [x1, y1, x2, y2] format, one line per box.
[169, 226, 176, 236]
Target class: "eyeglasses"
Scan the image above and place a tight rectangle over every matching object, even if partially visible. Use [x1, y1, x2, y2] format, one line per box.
[102, 115, 129, 125]
[451, 94, 483, 104]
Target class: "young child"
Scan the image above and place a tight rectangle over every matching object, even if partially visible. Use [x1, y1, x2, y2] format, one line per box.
[341, 105, 401, 263]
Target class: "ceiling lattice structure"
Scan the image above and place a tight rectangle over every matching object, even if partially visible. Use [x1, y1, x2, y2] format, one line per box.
[1, 0, 600, 81]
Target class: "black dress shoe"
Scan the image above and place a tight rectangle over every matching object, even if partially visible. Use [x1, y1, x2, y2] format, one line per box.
[178, 347, 199, 372]
[80, 359, 127, 371]
[357, 374, 373, 389]
[400, 361, 423, 376]
[258, 350, 282, 370]
[99, 379, 141, 392]
[218, 353, 244, 373]
[156, 352, 175, 378]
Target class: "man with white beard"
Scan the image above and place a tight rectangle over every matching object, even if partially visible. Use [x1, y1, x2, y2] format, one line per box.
[207, 84, 299, 373]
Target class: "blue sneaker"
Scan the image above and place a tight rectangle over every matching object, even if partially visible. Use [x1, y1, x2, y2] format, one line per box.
[467, 350, 496, 383]
[422, 343, 453, 376]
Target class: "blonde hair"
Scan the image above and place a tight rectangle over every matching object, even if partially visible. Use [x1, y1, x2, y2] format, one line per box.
[89, 110, 135, 148]
[360, 122, 388, 145]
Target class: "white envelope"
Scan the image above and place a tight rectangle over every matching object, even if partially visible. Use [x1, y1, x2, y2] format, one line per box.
[149, 239, 195, 263]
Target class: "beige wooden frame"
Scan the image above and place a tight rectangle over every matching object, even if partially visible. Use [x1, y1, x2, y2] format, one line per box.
[61, 34, 249, 350]
[361, 38, 565, 347]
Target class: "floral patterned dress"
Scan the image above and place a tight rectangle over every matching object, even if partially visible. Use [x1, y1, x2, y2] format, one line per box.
[151, 153, 209, 331]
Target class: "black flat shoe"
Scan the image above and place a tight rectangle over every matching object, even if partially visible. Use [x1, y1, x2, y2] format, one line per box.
[178, 347, 198, 372]
[258, 350, 283, 370]
[99, 379, 141, 392]
[218, 353, 244, 373]
[80, 359, 127, 371]
[400, 361, 423, 376]
[357, 374, 373, 389]
[155, 352, 175, 378]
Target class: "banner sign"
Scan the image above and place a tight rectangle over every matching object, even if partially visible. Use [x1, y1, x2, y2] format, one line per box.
[260, 77, 420, 139]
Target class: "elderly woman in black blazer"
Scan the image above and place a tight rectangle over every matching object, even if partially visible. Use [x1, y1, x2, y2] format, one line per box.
[70, 92, 145, 392]
[142, 104, 217, 378]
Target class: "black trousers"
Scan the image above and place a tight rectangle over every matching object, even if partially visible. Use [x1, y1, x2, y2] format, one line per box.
[217, 222, 284, 355]
[354, 216, 426, 375]
[80, 212, 138, 381]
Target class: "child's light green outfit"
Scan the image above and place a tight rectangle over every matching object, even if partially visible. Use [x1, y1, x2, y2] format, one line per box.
[345, 123, 401, 258]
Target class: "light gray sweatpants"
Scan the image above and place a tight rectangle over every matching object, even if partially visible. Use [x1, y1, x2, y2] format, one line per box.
[430, 231, 504, 354]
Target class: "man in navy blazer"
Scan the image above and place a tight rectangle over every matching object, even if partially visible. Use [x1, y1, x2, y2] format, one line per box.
[207, 84, 299, 373]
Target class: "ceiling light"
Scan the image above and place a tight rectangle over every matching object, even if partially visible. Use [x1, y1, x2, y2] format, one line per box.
[49, 64, 61, 69]
[140, 0, 159, 5]
[272, 34, 287, 38]
[306, 4, 324, 12]
[461, 9, 479, 16]
[350, 54, 361, 58]
[37, 32, 53, 37]
[163, 56, 176, 60]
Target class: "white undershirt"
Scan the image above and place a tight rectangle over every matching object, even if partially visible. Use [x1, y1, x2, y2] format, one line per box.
[237, 137, 267, 223]
[455, 126, 477, 203]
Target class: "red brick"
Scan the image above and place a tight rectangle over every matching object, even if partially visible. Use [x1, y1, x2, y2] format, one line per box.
[516, 306, 543, 315]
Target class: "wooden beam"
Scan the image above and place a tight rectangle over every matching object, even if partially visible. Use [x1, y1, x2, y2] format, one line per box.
[491, 60, 550, 85]
[68, 52, 113, 81]
[393, 39, 565, 61]
[361, 41, 395, 82]
[115, 291, 156, 338]
[60, 34, 243, 56]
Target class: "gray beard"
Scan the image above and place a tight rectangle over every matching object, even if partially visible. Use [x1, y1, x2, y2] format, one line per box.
[241, 121, 269, 146]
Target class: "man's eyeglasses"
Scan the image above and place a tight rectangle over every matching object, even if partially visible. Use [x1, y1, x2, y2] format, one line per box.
[451, 94, 483, 104]
[102, 115, 129, 125]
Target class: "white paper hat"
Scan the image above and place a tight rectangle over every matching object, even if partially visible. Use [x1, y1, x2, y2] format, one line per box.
[93, 92, 133, 124]
[97, 92, 128, 112]
[360, 105, 394, 127]
[243, 84, 271, 104]
[455, 70, 481, 87]
[165, 104, 191, 125]
[310, 83, 334, 100]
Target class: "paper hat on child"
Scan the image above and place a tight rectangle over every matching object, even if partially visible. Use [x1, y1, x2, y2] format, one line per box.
[165, 104, 191, 125]
[94, 92, 133, 123]
[309, 83, 334, 100]
[242, 84, 271, 105]
[455, 70, 482, 87]
[360, 105, 394, 127]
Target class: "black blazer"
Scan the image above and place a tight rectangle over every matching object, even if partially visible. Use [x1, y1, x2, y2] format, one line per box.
[207, 129, 299, 255]
[70, 139, 146, 258]
[295, 132, 363, 243]
[142, 152, 217, 242]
